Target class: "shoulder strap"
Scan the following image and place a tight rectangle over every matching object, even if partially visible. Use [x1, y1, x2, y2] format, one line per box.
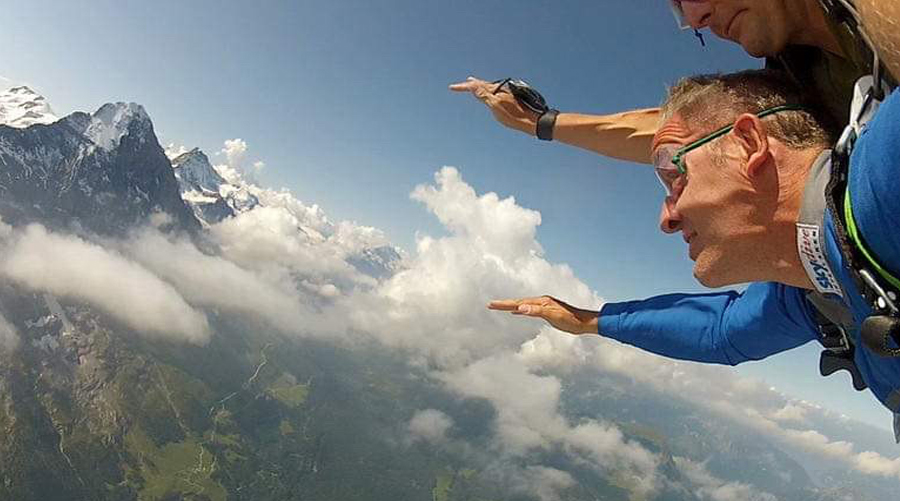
[826, 77, 900, 357]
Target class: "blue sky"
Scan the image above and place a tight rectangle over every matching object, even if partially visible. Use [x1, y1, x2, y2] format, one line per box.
[1, 0, 891, 430]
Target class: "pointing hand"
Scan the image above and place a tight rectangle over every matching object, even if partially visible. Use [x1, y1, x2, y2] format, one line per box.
[449, 76, 541, 135]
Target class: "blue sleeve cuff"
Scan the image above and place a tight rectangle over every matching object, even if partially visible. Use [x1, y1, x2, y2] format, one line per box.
[598, 301, 630, 340]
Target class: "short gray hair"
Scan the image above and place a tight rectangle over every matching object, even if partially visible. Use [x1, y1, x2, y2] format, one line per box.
[660, 69, 837, 150]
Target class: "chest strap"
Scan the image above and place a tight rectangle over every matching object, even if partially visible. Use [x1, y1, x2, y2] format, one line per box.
[797, 150, 867, 389]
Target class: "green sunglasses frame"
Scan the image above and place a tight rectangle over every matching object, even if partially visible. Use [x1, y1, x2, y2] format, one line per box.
[670, 104, 805, 174]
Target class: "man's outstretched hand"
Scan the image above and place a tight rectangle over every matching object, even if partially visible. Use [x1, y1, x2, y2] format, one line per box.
[449, 76, 540, 135]
[488, 296, 599, 335]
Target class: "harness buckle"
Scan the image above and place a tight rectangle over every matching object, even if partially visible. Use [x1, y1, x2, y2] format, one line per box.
[818, 322, 851, 353]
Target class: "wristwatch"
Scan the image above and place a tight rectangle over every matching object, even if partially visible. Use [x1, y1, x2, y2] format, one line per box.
[536, 109, 559, 141]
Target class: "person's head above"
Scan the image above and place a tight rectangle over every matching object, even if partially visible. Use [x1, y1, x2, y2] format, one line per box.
[651, 69, 838, 289]
[669, 0, 840, 57]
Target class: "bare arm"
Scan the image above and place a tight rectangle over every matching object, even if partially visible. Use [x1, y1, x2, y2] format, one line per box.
[450, 77, 658, 165]
[553, 108, 658, 165]
[857, 0, 900, 81]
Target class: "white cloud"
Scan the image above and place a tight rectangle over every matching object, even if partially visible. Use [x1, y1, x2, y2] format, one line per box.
[347, 167, 598, 368]
[251, 160, 265, 176]
[520, 466, 576, 501]
[440, 353, 662, 498]
[410, 167, 543, 263]
[122, 228, 322, 336]
[0, 224, 209, 344]
[209, 205, 375, 291]
[164, 142, 189, 160]
[854, 450, 900, 476]
[573, 331, 900, 480]
[215, 138, 269, 184]
[769, 403, 809, 423]
[220, 138, 247, 168]
[407, 409, 453, 444]
[675, 457, 778, 501]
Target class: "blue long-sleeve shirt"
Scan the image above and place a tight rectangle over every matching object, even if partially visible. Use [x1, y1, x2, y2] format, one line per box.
[599, 88, 900, 418]
[600, 283, 818, 365]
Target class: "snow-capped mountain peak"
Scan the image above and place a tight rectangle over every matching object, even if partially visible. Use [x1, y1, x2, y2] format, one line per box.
[83, 102, 151, 150]
[172, 148, 227, 194]
[0, 86, 59, 128]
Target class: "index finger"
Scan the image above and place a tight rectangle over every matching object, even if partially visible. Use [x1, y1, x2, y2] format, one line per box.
[449, 77, 490, 92]
[487, 297, 545, 311]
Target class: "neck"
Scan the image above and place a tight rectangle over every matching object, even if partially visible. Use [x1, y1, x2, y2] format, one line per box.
[786, 0, 845, 56]
[762, 147, 826, 290]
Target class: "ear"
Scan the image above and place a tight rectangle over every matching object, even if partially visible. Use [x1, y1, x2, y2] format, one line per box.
[731, 113, 770, 178]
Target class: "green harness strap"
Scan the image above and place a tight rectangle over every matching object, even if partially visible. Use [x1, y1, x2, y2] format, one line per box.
[844, 188, 900, 290]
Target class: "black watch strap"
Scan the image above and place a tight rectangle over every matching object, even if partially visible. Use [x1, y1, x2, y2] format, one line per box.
[536, 109, 559, 141]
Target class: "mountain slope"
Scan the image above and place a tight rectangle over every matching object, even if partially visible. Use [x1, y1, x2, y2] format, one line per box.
[0, 86, 58, 129]
[0, 101, 199, 235]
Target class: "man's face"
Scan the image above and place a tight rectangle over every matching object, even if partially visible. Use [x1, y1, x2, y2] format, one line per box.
[678, 0, 794, 57]
[653, 115, 766, 288]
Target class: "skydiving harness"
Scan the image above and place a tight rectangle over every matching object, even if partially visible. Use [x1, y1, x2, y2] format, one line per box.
[803, 70, 898, 395]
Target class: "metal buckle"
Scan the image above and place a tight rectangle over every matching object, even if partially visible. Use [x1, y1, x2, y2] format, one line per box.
[859, 268, 900, 314]
[818, 322, 851, 353]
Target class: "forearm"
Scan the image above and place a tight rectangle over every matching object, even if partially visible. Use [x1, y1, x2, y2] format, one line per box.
[858, 0, 900, 81]
[599, 291, 748, 365]
[552, 108, 659, 165]
[598, 283, 818, 365]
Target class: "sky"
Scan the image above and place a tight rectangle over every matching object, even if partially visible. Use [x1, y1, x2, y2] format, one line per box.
[0, 0, 893, 431]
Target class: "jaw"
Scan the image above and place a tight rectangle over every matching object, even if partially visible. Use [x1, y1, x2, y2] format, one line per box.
[691, 244, 753, 289]
[711, 3, 790, 58]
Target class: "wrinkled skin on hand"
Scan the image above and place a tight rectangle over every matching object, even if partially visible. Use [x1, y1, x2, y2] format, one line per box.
[449, 77, 541, 135]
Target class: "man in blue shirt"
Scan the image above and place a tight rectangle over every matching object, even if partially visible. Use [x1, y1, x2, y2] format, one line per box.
[489, 69, 900, 436]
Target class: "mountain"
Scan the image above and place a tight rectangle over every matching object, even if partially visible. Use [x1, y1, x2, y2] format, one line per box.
[0, 97, 199, 235]
[169, 146, 404, 280]
[171, 148, 237, 225]
[0, 86, 58, 129]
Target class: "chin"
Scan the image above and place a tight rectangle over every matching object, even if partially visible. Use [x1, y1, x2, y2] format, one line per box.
[692, 256, 732, 288]
[693, 269, 723, 288]
[740, 34, 785, 59]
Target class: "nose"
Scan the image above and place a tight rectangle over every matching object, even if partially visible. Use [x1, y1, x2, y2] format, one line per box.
[680, 0, 712, 29]
[659, 196, 683, 234]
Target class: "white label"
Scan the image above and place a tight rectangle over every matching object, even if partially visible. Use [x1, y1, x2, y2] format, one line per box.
[797, 223, 843, 297]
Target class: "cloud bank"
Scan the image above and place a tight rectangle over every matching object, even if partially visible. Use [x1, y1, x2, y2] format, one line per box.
[0, 224, 210, 344]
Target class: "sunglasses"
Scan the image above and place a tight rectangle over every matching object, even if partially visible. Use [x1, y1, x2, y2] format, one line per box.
[653, 104, 804, 197]
[491, 78, 550, 115]
[668, 0, 708, 30]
